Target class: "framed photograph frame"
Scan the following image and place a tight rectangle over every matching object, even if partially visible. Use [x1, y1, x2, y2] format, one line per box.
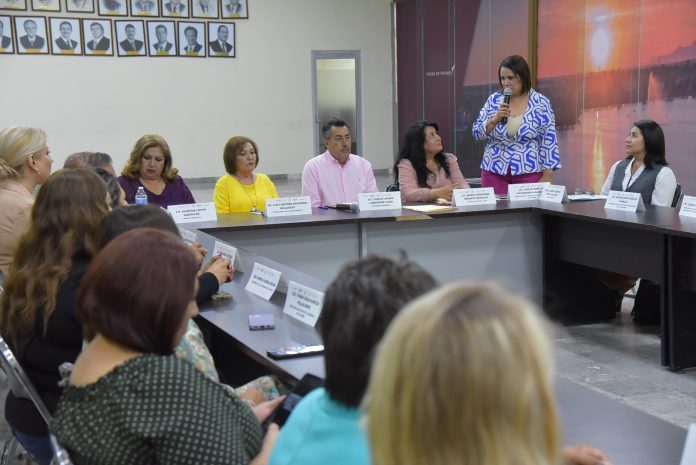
[97, 0, 126, 16]
[115, 19, 146, 56]
[178, 20, 204, 57]
[190, 0, 216, 19]
[146, 19, 175, 56]
[207, 21, 233, 58]
[160, 0, 186, 18]
[49, 17, 82, 55]
[0, 15, 15, 53]
[129, 0, 157, 16]
[15, 16, 48, 54]
[0, 0, 27, 11]
[219, 0, 245, 19]
[82, 18, 113, 56]
[31, 0, 60, 11]
[65, 0, 93, 13]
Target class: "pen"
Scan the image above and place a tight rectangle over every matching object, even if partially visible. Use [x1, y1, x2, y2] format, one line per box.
[318, 205, 329, 210]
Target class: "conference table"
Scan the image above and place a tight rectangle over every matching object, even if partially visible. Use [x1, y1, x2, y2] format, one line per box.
[185, 221, 688, 465]
[185, 198, 696, 372]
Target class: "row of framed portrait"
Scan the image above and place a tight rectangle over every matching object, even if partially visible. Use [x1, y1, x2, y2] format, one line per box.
[0, 0, 247, 19]
[0, 15, 235, 57]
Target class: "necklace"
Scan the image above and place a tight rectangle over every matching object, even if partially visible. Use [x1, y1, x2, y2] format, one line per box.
[233, 174, 258, 212]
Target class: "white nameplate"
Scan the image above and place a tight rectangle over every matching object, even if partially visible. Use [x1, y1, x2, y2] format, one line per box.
[212, 241, 237, 266]
[283, 281, 325, 327]
[604, 190, 645, 212]
[540, 184, 569, 204]
[179, 228, 198, 246]
[168, 202, 217, 224]
[452, 187, 496, 207]
[679, 195, 696, 219]
[245, 262, 282, 300]
[358, 191, 402, 211]
[508, 182, 549, 201]
[680, 424, 696, 465]
[265, 196, 312, 218]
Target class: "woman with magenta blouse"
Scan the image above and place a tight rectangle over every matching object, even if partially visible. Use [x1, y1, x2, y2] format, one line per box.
[473, 55, 561, 195]
[118, 134, 196, 208]
[395, 120, 469, 203]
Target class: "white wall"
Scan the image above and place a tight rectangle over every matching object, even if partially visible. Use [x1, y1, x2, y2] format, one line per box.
[0, 0, 394, 178]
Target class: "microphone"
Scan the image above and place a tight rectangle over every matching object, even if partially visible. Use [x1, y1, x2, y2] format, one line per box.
[501, 87, 512, 124]
[330, 202, 359, 212]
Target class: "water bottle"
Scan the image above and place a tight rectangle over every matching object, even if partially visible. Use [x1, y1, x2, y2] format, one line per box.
[135, 186, 148, 205]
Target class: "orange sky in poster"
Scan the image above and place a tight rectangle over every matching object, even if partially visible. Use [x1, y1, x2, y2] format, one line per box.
[538, 0, 696, 78]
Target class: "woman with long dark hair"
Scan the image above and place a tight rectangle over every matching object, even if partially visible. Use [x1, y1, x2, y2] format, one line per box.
[395, 120, 469, 202]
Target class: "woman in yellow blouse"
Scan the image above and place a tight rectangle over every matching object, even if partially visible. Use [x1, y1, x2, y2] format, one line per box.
[214, 136, 278, 213]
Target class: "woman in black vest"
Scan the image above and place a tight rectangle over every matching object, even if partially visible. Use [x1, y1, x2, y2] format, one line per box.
[600, 119, 677, 206]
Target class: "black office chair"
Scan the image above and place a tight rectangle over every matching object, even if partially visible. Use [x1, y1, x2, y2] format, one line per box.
[0, 336, 74, 465]
[385, 183, 400, 192]
[671, 183, 683, 208]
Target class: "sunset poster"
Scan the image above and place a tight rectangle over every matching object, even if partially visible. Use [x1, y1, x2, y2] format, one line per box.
[536, 0, 696, 193]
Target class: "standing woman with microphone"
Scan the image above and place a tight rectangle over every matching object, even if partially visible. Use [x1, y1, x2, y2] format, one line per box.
[473, 55, 561, 195]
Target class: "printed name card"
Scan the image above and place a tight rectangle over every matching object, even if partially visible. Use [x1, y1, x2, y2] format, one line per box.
[604, 190, 645, 212]
[539, 184, 569, 204]
[212, 241, 238, 266]
[265, 196, 312, 218]
[168, 202, 217, 224]
[178, 228, 198, 246]
[508, 182, 549, 201]
[358, 192, 402, 211]
[452, 187, 496, 207]
[679, 195, 696, 219]
[680, 424, 696, 465]
[245, 262, 282, 300]
[283, 281, 325, 327]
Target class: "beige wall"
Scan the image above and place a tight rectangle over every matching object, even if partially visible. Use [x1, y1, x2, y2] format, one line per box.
[0, 0, 394, 178]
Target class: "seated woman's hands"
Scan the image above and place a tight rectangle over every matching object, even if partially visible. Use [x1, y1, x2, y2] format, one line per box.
[190, 241, 208, 269]
[430, 183, 469, 201]
[203, 255, 234, 285]
[563, 444, 612, 465]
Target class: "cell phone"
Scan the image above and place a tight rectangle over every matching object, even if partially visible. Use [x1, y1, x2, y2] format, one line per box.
[266, 344, 324, 360]
[266, 373, 324, 428]
[248, 314, 275, 330]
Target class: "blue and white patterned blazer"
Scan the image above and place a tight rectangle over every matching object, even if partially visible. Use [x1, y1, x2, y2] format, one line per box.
[472, 88, 561, 176]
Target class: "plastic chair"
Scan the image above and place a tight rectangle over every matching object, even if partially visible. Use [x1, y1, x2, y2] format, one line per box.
[0, 336, 73, 464]
[671, 183, 683, 208]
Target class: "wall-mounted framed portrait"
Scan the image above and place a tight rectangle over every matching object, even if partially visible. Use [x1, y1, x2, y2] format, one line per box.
[178, 20, 203, 57]
[32, 0, 60, 12]
[66, 0, 93, 13]
[207, 21, 233, 57]
[49, 17, 82, 55]
[0, 0, 27, 11]
[160, 0, 186, 17]
[82, 18, 113, 55]
[147, 19, 174, 56]
[115, 19, 146, 56]
[15, 16, 48, 54]
[220, 0, 244, 19]
[97, 0, 126, 16]
[0, 15, 15, 53]
[130, 0, 156, 16]
[190, 0, 216, 19]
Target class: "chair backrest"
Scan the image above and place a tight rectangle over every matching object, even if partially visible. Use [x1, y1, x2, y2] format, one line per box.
[0, 336, 52, 424]
[385, 183, 400, 192]
[671, 183, 683, 208]
[50, 434, 74, 465]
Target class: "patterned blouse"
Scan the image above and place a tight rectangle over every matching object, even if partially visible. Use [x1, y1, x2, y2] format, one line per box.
[472, 88, 561, 176]
[52, 354, 262, 465]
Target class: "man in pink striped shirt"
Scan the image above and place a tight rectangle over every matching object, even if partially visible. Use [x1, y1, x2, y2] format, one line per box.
[301, 117, 379, 208]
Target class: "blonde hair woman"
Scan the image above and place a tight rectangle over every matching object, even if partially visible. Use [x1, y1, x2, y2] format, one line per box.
[118, 134, 195, 208]
[0, 125, 52, 276]
[366, 282, 611, 465]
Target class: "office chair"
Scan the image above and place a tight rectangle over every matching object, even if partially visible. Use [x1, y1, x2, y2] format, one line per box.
[671, 183, 683, 208]
[385, 183, 399, 192]
[0, 336, 74, 465]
